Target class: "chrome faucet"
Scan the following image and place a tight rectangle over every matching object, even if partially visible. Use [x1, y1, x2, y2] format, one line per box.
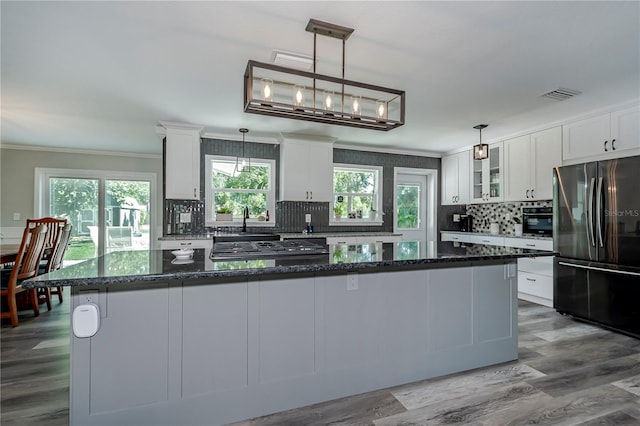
[242, 206, 249, 232]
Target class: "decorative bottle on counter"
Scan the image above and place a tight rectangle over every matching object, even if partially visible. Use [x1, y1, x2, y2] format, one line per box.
[266, 210, 270, 221]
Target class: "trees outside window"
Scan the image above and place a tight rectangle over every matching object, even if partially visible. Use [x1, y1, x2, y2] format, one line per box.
[205, 156, 275, 225]
[332, 165, 382, 221]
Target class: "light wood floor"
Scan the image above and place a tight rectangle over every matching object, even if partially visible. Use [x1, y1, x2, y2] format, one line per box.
[2, 299, 639, 425]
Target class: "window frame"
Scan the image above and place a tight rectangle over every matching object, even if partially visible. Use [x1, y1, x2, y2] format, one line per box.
[204, 155, 276, 227]
[330, 163, 383, 226]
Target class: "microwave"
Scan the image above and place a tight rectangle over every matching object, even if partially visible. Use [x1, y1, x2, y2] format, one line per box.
[522, 207, 552, 236]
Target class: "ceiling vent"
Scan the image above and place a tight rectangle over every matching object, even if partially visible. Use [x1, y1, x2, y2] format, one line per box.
[270, 49, 313, 70]
[540, 87, 582, 101]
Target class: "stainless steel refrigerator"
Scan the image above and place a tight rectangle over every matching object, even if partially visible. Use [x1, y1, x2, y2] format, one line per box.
[553, 155, 640, 337]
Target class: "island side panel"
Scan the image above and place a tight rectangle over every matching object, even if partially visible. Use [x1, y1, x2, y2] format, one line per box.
[69, 262, 518, 426]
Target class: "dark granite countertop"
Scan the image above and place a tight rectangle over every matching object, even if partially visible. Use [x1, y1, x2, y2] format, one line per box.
[158, 232, 402, 241]
[25, 241, 554, 288]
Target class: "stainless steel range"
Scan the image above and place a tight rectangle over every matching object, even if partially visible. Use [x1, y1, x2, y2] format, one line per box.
[210, 239, 329, 260]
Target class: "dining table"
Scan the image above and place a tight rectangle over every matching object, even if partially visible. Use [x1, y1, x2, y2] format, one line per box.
[1, 244, 20, 265]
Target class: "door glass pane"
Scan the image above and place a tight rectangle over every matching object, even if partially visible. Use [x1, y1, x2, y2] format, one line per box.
[396, 184, 419, 229]
[49, 177, 99, 263]
[105, 180, 151, 253]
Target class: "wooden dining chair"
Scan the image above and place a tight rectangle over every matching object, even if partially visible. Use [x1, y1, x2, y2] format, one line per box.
[46, 223, 73, 303]
[26, 217, 67, 310]
[1, 224, 48, 327]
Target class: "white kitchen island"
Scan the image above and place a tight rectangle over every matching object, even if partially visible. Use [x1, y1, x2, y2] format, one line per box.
[26, 241, 552, 426]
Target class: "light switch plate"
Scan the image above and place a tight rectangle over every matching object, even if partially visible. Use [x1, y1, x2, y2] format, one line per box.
[179, 212, 192, 223]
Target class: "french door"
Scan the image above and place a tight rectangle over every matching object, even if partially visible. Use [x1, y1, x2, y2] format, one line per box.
[394, 168, 438, 242]
[35, 168, 156, 262]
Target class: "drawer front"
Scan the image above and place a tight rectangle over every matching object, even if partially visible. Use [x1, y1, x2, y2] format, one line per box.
[468, 235, 505, 246]
[357, 235, 402, 244]
[326, 237, 357, 245]
[159, 240, 211, 250]
[518, 271, 553, 300]
[508, 238, 553, 251]
[518, 257, 553, 276]
[441, 233, 472, 244]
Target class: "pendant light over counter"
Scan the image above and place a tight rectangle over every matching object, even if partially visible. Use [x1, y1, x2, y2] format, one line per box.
[473, 124, 489, 160]
[234, 128, 250, 176]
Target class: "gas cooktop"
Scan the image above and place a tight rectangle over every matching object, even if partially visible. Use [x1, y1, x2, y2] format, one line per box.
[210, 239, 329, 259]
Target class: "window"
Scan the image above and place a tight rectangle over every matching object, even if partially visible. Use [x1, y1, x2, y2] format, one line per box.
[332, 164, 382, 223]
[205, 155, 275, 226]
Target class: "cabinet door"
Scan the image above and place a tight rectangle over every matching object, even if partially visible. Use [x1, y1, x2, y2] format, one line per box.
[531, 127, 561, 200]
[165, 128, 200, 200]
[504, 135, 531, 201]
[471, 144, 501, 203]
[486, 143, 503, 202]
[470, 155, 485, 203]
[610, 105, 640, 153]
[562, 113, 610, 161]
[305, 142, 333, 201]
[456, 150, 470, 204]
[280, 140, 333, 202]
[441, 154, 460, 205]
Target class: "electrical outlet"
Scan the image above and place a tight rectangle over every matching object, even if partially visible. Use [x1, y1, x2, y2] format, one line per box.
[505, 213, 511, 220]
[347, 273, 358, 291]
[13, 213, 20, 221]
[79, 290, 98, 304]
[305, 213, 311, 223]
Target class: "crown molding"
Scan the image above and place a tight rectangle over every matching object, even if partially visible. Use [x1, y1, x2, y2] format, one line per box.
[0, 143, 161, 159]
[333, 142, 442, 158]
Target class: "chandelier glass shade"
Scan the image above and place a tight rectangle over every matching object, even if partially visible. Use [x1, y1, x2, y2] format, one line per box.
[243, 19, 405, 131]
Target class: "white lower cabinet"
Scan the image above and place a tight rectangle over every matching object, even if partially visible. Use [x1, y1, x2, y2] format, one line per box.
[517, 256, 553, 307]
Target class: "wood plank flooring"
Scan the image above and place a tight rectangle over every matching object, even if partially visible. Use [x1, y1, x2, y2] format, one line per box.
[2, 300, 639, 425]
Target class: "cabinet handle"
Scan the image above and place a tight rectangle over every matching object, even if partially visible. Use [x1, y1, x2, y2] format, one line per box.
[482, 240, 490, 243]
[611, 139, 616, 150]
[604, 140, 608, 152]
[526, 278, 536, 282]
[306, 191, 309, 199]
[452, 237, 459, 240]
[309, 191, 313, 200]
[526, 189, 530, 199]
[194, 188, 197, 198]
[531, 188, 535, 198]
[525, 244, 536, 247]
[180, 242, 192, 246]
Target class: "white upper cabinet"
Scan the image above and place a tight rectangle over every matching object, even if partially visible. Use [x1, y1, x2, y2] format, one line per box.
[563, 105, 639, 162]
[164, 124, 203, 200]
[470, 142, 503, 204]
[504, 127, 561, 201]
[441, 150, 470, 205]
[279, 136, 334, 202]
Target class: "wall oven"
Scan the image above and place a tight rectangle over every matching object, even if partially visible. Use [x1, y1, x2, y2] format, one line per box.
[522, 207, 552, 236]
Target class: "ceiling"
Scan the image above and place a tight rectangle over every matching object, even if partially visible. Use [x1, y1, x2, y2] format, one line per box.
[2, 1, 639, 156]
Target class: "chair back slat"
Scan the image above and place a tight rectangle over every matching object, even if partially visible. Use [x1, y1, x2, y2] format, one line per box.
[10, 224, 48, 285]
[26, 217, 67, 260]
[48, 223, 73, 272]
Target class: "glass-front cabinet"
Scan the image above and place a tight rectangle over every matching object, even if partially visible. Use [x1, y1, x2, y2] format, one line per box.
[470, 142, 503, 204]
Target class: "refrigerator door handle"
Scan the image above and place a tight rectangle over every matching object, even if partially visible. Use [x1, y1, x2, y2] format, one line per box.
[587, 177, 595, 247]
[596, 176, 604, 248]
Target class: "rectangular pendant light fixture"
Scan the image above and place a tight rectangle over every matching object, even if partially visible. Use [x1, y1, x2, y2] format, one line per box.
[243, 19, 405, 131]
